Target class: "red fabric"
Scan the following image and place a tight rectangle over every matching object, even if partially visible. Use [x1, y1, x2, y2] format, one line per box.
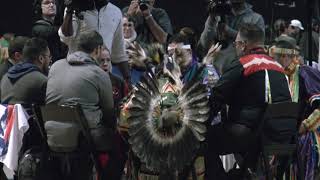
[4, 105, 15, 142]
[98, 153, 110, 168]
[240, 54, 273, 64]
[240, 54, 284, 77]
[124, 80, 130, 96]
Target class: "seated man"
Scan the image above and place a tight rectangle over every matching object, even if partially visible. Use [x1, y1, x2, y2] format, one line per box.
[270, 36, 320, 179]
[206, 24, 292, 179]
[1, 37, 49, 107]
[46, 31, 114, 180]
[0, 36, 29, 81]
[0, 37, 50, 155]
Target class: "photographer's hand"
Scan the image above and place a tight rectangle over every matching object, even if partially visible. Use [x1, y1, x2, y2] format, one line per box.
[203, 43, 222, 65]
[218, 23, 237, 40]
[141, 7, 151, 18]
[217, 22, 226, 33]
[61, 7, 74, 37]
[127, 0, 139, 16]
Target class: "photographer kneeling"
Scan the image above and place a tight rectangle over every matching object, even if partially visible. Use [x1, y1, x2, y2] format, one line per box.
[198, 0, 265, 74]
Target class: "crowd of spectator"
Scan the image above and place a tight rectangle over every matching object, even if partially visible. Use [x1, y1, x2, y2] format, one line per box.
[0, 0, 319, 180]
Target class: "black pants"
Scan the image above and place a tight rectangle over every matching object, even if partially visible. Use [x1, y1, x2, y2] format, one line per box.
[98, 131, 128, 180]
[48, 152, 93, 180]
[205, 123, 256, 180]
[98, 151, 127, 180]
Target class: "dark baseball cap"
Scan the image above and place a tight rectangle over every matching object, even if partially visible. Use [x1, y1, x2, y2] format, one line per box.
[275, 35, 299, 50]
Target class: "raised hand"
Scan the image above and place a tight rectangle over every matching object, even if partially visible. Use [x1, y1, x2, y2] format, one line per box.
[126, 42, 147, 68]
[127, 0, 140, 16]
[203, 43, 222, 65]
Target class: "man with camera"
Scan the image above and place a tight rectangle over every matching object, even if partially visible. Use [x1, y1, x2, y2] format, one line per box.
[59, 0, 131, 86]
[123, 0, 173, 46]
[198, 0, 265, 73]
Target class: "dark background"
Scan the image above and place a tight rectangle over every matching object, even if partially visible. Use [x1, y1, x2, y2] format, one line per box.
[0, 0, 319, 37]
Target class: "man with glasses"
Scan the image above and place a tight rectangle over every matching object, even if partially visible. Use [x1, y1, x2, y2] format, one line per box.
[288, 19, 304, 42]
[123, 0, 173, 46]
[32, 0, 67, 62]
[0, 37, 50, 106]
[0, 38, 50, 170]
[205, 24, 291, 179]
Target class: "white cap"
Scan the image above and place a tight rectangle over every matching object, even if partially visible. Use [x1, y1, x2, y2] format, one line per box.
[290, 19, 304, 30]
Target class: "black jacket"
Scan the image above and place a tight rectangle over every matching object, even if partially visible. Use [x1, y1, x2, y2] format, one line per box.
[211, 50, 292, 128]
[0, 60, 14, 82]
[0, 62, 47, 105]
[110, 73, 126, 117]
[32, 19, 67, 62]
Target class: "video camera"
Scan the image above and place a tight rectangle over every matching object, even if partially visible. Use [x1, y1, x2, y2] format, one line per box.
[139, 0, 151, 11]
[64, 0, 111, 13]
[208, 0, 232, 16]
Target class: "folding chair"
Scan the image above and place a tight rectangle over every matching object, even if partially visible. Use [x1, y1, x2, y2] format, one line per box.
[260, 102, 299, 180]
[235, 102, 300, 180]
[39, 103, 102, 175]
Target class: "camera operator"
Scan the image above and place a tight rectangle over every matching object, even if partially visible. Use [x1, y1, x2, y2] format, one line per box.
[59, 0, 131, 85]
[198, 0, 265, 73]
[123, 0, 173, 46]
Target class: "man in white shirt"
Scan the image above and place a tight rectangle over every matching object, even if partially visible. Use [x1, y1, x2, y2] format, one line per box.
[59, 0, 131, 82]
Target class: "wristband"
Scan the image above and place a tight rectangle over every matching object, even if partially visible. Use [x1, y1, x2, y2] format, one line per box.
[302, 121, 308, 131]
[145, 14, 152, 20]
[303, 109, 320, 131]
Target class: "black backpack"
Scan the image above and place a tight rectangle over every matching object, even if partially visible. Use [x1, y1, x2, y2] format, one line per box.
[17, 105, 50, 180]
[17, 146, 49, 180]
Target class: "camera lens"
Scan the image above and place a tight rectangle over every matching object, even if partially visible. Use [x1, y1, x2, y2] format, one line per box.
[140, 3, 148, 11]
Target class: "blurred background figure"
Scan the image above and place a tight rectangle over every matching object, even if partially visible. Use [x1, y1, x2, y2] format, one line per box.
[32, 0, 67, 63]
[273, 18, 290, 41]
[123, 0, 173, 46]
[299, 18, 319, 61]
[0, 33, 15, 64]
[0, 36, 30, 81]
[287, 19, 304, 43]
[59, 0, 131, 87]
[123, 15, 137, 47]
